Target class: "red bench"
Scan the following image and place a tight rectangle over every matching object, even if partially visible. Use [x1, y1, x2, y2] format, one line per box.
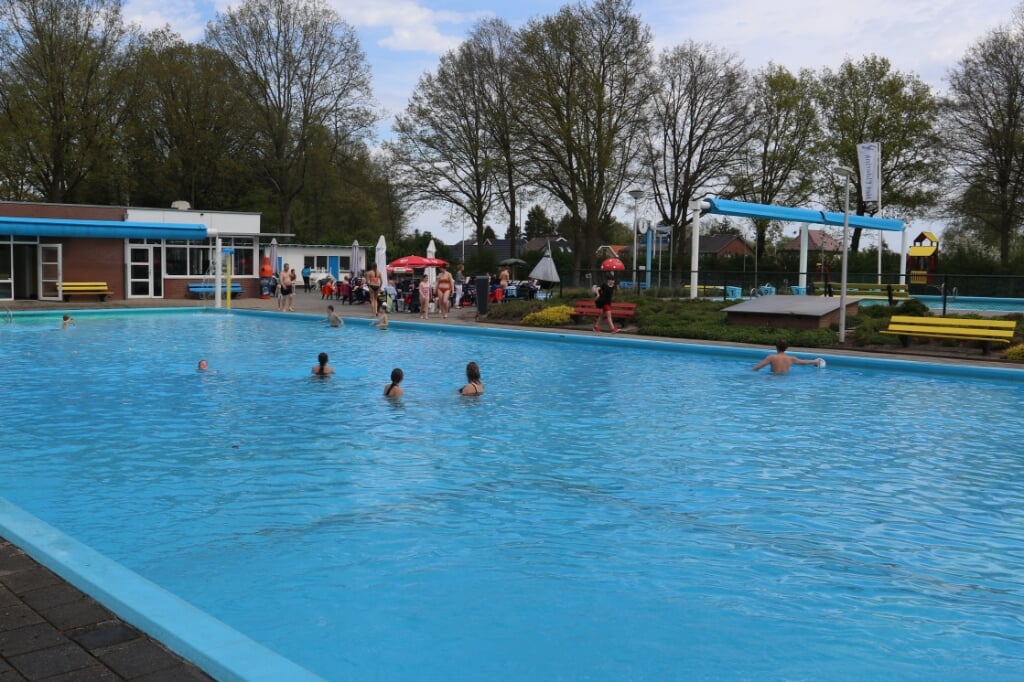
[573, 301, 637, 322]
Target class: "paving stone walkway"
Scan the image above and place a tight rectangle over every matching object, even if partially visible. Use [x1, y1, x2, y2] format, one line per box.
[0, 540, 213, 682]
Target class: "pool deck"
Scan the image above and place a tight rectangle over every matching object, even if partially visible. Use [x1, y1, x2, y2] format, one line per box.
[1, 289, 1019, 679]
[0, 539, 213, 681]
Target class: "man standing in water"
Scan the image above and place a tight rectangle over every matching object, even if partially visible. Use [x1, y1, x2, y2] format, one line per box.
[752, 340, 825, 374]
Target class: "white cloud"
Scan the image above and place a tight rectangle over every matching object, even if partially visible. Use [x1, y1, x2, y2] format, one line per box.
[327, 0, 482, 54]
[644, 0, 1018, 89]
[123, 0, 210, 42]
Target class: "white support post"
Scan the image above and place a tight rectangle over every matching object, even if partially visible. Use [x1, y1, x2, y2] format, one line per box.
[900, 228, 909, 285]
[689, 201, 702, 299]
[798, 225, 809, 289]
[214, 235, 223, 308]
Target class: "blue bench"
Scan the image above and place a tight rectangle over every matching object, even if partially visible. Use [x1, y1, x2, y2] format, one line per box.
[188, 282, 244, 299]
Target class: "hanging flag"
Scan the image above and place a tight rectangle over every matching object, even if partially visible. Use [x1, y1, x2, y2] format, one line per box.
[857, 142, 881, 204]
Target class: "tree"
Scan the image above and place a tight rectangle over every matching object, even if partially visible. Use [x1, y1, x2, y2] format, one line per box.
[0, 0, 132, 203]
[943, 14, 1024, 267]
[122, 29, 255, 210]
[816, 55, 944, 251]
[642, 41, 751, 277]
[389, 40, 497, 261]
[524, 204, 554, 239]
[205, 0, 376, 236]
[730, 64, 822, 262]
[510, 0, 652, 283]
[468, 18, 526, 256]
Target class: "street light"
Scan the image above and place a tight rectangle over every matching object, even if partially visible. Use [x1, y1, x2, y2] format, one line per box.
[628, 188, 645, 290]
[832, 166, 854, 343]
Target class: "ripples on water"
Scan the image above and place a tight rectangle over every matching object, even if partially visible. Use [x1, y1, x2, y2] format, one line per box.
[2, 311, 1023, 680]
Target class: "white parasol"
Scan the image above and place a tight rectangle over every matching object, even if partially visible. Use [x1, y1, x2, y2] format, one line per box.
[351, 240, 363, 276]
[375, 235, 387, 281]
[529, 241, 560, 283]
[426, 238, 437, 289]
[269, 238, 279, 274]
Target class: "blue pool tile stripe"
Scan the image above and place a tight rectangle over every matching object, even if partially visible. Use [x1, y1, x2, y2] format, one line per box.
[0, 497, 324, 682]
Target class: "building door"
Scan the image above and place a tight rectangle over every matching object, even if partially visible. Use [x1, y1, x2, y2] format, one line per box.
[39, 244, 61, 301]
[127, 244, 160, 298]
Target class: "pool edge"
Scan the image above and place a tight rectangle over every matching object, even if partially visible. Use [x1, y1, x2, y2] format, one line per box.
[0, 497, 324, 682]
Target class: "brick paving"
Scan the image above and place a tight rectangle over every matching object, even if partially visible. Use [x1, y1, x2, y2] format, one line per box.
[0, 539, 213, 681]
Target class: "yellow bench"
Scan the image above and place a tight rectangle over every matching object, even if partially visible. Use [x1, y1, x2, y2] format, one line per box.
[817, 282, 909, 301]
[881, 315, 1017, 354]
[62, 281, 112, 301]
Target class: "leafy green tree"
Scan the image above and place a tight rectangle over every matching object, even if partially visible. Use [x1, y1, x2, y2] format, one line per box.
[816, 55, 944, 251]
[730, 64, 822, 262]
[0, 0, 132, 203]
[467, 18, 526, 256]
[205, 0, 376, 237]
[510, 0, 652, 284]
[524, 204, 554, 239]
[122, 29, 255, 210]
[389, 40, 497, 261]
[943, 14, 1024, 267]
[642, 41, 751, 277]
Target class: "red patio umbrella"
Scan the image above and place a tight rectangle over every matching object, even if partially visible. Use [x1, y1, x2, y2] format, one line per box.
[388, 255, 432, 269]
[600, 257, 625, 271]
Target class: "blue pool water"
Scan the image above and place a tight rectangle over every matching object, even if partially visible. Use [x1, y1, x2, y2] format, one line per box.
[916, 294, 1024, 313]
[2, 309, 1024, 680]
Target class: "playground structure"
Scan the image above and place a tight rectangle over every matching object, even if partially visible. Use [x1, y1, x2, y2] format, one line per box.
[907, 231, 939, 286]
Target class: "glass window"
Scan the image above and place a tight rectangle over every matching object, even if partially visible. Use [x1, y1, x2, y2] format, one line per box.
[191, 245, 212, 276]
[165, 242, 187, 276]
[225, 237, 255, 277]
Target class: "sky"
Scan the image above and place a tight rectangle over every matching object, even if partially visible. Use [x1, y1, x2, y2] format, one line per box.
[124, 0, 1021, 243]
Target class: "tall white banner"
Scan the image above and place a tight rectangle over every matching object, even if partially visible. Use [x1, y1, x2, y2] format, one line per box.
[857, 142, 881, 203]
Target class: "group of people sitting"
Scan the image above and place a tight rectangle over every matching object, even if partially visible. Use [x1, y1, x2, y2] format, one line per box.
[320, 274, 369, 304]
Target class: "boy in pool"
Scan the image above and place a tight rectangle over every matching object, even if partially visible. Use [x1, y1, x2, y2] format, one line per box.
[752, 339, 824, 374]
[61, 313, 75, 329]
[325, 305, 343, 327]
[371, 300, 390, 329]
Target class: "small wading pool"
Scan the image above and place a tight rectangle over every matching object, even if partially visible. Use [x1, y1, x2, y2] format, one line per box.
[915, 294, 1024, 313]
[2, 309, 1024, 680]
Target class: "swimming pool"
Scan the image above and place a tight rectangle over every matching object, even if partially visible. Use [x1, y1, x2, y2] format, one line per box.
[2, 309, 1024, 680]
[915, 294, 1024, 313]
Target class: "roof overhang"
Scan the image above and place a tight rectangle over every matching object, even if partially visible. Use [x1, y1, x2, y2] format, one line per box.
[0, 216, 207, 240]
[702, 198, 905, 233]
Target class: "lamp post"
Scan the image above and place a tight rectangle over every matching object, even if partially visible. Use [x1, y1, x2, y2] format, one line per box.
[628, 188, 645, 290]
[832, 166, 854, 343]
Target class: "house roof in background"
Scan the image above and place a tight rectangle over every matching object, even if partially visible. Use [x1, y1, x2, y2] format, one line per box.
[779, 229, 843, 252]
[697, 234, 754, 257]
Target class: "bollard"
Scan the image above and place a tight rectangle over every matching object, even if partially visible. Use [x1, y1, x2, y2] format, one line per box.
[476, 275, 489, 315]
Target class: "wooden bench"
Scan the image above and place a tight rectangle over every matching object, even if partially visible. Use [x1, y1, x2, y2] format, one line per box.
[188, 282, 244, 299]
[62, 281, 112, 301]
[816, 282, 910, 301]
[573, 301, 638, 322]
[881, 315, 1017, 354]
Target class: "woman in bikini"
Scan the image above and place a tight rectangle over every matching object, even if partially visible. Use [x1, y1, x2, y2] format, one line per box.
[435, 266, 453, 319]
[384, 368, 404, 398]
[458, 361, 484, 396]
[366, 266, 382, 315]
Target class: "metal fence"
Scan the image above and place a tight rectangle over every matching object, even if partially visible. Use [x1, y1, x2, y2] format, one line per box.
[571, 268, 1024, 299]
